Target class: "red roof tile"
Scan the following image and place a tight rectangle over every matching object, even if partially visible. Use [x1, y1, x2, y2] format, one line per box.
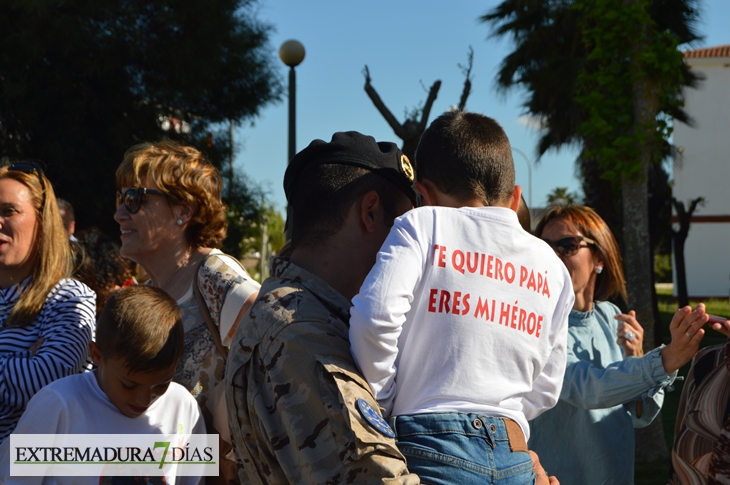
[684, 44, 730, 59]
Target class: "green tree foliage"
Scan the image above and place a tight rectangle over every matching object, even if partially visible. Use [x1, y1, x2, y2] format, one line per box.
[238, 203, 285, 282]
[569, 0, 695, 349]
[219, 169, 285, 263]
[482, 1, 586, 156]
[0, 0, 282, 237]
[575, 0, 685, 180]
[195, 125, 285, 263]
[481, 0, 700, 312]
[481, 0, 701, 232]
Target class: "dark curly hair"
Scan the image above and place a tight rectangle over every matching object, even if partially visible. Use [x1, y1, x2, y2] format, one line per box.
[74, 228, 135, 313]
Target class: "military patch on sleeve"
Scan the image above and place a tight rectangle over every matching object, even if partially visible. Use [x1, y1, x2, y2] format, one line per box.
[356, 398, 396, 438]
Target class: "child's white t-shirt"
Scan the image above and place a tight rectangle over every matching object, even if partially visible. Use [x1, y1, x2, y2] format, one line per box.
[0, 371, 205, 484]
[350, 206, 574, 439]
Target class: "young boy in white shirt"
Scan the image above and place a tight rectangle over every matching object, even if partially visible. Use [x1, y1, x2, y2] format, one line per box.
[0, 285, 205, 485]
[350, 111, 574, 485]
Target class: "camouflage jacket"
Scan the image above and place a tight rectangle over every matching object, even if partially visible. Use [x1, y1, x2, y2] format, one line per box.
[225, 257, 419, 485]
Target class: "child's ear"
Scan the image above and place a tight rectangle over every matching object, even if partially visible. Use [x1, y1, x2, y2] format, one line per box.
[509, 186, 522, 212]
[415, 181, 436, 206]
[88, 341, 103, 367]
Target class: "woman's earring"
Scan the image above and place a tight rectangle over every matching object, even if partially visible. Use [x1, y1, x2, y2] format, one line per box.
[176, 218, 183, 226]
[596, 266, 603, 274]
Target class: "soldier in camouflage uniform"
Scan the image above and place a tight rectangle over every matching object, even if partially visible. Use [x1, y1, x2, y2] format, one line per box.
[224, 131, 557, 485]
[225, 132, 420, 484]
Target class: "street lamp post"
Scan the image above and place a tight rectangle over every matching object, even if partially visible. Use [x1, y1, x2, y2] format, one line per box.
[512, 147, 533, 209]
[279, 40, 305, 240]
[279, 40, 305, 163]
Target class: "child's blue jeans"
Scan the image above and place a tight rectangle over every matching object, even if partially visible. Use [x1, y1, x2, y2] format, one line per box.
[390, 413, 535, 485]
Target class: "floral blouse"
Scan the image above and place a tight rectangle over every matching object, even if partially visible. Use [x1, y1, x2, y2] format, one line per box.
[174, 251, 259, 409]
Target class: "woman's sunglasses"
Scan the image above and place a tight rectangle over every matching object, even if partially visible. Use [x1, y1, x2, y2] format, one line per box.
[542, 235, 596, 257]
[7, 162, 47, 207]
[116, 187, 166, 214]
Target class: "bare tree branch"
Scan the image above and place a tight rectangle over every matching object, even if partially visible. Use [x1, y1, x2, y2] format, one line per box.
[363, 65, 442, 159]
[457, 46, 474, 111]
[417, 80, 442, 133]
[363, 65, 407, 139]
[671, 196, 705, 306]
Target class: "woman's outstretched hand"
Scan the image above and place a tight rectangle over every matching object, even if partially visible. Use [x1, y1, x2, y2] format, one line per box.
[615, 310, 644, 358]
[708, 316, 730, 338]
[660, 303, 708, 375]
[530, 450, 560, 485]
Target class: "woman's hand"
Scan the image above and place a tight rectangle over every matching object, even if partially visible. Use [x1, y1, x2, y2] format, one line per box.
[615, 310, 644, 358]
[530, 450, 560, 485]
[660, 304, 708, 374]
[709, 317, 730, 338]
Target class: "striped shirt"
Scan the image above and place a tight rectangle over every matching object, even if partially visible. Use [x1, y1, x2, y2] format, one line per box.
[0, 278, 95, 443]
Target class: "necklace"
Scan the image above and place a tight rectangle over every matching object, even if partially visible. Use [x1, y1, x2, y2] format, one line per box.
[160, 251, 191, 290]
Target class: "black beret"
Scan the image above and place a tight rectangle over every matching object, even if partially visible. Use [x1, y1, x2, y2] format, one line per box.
[283, 131, 418, 206]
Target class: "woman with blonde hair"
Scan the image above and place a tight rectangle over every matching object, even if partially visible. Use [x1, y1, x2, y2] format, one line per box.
[113, 141, 259, 482]
[529, 204, 709, 485]
[0, 162, 95, 443]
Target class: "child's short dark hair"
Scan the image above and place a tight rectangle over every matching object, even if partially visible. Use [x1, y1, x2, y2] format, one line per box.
[416, 111, 515, 206]
[96, 285, 184, 374]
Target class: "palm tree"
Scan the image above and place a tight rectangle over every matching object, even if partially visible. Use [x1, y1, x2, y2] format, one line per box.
[482, 1, 586, 157]
[546, 187, 579, 206]
[481, 0, 701, 231]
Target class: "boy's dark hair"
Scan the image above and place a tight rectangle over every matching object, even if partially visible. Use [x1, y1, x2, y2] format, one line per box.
[289, 164, 405, 249]
[96, 285, 184, 374]
[416, 111, 515, 206]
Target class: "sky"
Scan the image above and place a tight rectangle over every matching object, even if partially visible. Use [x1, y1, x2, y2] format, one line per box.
[232, 0, 730, 213]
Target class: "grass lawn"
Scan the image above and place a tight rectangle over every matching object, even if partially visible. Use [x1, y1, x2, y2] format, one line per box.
[634, 287, 729, 484]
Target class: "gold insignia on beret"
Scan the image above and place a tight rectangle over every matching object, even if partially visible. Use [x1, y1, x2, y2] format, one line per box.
[400, 154, 414, 182]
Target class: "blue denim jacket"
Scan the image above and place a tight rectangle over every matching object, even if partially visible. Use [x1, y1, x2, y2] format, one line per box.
[528, 301, 676, 485]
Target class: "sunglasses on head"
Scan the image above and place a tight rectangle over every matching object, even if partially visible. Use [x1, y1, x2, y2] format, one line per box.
[116, 187, 166, 214]
[8, 162, 47, 206]
[542, 235, 596, 257]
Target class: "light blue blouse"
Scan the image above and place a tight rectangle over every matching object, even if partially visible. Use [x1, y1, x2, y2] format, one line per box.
[528, 300, 676, 485]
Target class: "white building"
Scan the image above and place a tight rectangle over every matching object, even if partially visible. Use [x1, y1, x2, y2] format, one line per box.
[673, 44, 730, 298]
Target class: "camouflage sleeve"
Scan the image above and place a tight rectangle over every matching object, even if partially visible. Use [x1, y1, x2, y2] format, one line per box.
[230, 323, 420, 484]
